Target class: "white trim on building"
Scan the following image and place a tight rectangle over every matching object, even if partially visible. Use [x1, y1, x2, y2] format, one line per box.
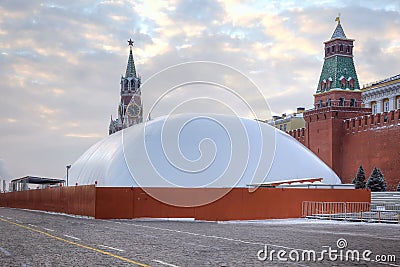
[362, 75, 400, 114]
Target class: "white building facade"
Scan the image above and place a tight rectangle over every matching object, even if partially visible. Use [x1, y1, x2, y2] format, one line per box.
[362, 74, 400, 114]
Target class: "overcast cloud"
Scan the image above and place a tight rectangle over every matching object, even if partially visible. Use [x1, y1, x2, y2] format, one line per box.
[0, 0, 399, 181]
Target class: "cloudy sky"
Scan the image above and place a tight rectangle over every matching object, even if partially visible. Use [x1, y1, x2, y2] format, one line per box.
[0, 0, 399, 182]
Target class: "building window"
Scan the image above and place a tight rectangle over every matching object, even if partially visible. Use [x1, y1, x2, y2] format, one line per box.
[283, 124, 287, 132]
[339, 44, 343, 51]
[397, 97, 400, 109]
[332, 46, 335, 52]
[346, 46, 350, 53]
[279, 125, 283, 130]
[350, 98, 356, 107]
[372, 102, 377, 114]
[339, 98, 345, 106]
[383, 99, 389, 112]
[318, 100, 323, 108]
[327, 47, 330, 54]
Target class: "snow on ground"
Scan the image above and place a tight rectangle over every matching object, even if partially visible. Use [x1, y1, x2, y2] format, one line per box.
[6, 207, 399, 226]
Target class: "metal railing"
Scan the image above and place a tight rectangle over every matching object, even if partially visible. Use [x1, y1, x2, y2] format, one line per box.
[371, 203, 400, 212]
[302, 201, 370, 217]
[302, 201, 400, 223]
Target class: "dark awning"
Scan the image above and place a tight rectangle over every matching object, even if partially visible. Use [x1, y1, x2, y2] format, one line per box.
[10, 176, 65, 185]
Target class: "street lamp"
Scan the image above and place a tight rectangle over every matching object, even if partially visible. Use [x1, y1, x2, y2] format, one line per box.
[66, 165, 71, 186]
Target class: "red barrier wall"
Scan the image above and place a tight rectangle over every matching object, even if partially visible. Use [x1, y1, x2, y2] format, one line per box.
[0, 185, 95, 217]
[95, 187, 134, 219]
[0, 186, 370, 221]
[94, 187, 370, 220]
[195, 188, 370, 220]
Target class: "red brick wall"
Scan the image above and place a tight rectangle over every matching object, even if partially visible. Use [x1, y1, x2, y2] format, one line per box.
[300, 107, 371, 172]
[287, 128, 306, 144]
[341, 110, 400, 190]
[294, 108, 400, 190]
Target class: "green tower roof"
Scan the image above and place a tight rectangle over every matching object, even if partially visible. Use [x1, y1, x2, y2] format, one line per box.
[316, 56, 360, 93]
[316, 19, 360, 93]
[125, 39, 137, 78]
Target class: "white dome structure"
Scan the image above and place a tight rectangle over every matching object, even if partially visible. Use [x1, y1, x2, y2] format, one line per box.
[69, 114, 341, 187]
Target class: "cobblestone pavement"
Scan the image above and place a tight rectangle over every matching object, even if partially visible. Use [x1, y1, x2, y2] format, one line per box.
[0, 207, 399, 266]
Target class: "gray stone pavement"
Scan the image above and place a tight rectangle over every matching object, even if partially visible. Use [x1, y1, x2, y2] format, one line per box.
[0, 207, 399, 266]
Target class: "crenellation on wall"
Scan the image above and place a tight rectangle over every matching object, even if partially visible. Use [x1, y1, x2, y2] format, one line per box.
[288, 127, 306, 144]
[343, 109, 400, 133]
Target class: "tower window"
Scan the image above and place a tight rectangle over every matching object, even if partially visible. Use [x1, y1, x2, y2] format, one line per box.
[321, 81, 326, 91]
[332, 46, 335, 52]
[328, 79, 333, 88]
[346, 46, 350, 53]
[339, 98, 345, 106]
[341, 79, 346, 88]
[318, 100, 323, 108]
[350, 98, 356, 107]
[326, 98, 331, 106]
[327, 47, 330, 54]
[348, 78, 354, 89]
[339, 44, 343, 51]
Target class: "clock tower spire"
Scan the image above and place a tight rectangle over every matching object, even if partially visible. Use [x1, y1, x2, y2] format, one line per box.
[109, 39, 142, 135]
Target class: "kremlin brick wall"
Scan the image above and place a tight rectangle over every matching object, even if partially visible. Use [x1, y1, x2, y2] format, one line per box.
[341, 110, 400, 190]
[288, 109, 400, 190]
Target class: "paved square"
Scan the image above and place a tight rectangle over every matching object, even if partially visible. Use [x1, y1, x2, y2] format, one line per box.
[0, 207, 399, 266]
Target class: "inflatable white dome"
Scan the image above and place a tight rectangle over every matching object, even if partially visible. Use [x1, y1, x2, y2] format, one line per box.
[69, 114, 340, 187]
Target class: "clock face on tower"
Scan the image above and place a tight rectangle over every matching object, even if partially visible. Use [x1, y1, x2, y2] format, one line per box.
[126, 103, 141, 118]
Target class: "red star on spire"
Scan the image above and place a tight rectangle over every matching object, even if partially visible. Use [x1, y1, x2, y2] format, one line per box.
[128, 38, 134, 46]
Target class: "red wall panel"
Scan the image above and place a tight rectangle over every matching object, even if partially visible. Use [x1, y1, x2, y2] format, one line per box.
[95, 187, 134, 219]
[0, 185, 95, 217]
[0, 186, 370, 221]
